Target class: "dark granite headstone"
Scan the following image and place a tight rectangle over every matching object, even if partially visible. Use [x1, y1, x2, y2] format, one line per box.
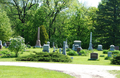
[0, 45, 2, 49]
[115, 46, 119, 50]
[90, 53, 98, 60]
[6, 42, 10, 47]
[77, 47, 81, 52]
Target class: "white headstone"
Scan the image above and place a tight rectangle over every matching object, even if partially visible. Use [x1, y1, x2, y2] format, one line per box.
[59, 48, 61, 53]
[97, 45, 103, 51]
[43, 44, 49, 52]
[88, 32, 93, 50]
[108, 52, 112, 57]
[110, 45, 115, 51]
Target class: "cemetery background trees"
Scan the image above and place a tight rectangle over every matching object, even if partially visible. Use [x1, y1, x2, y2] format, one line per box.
[0, 9, 13, 42]
[95, 0, 120, 48]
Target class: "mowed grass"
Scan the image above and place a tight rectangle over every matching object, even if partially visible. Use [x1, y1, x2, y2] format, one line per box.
[109, 70, 120, 78]
[0, 47, 117, 66]
[0, 66, 75, 78]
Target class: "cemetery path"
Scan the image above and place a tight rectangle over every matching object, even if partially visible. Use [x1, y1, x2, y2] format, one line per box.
[0, 62, 120, 78]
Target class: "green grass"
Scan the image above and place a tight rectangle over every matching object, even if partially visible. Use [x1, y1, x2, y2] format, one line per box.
[109, 70, 120, 78]
[0, 47, 118, 66]
[0, 66, 75, 78]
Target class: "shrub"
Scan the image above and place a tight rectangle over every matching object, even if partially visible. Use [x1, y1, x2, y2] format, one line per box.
[67, 50, 78, 56]
[0, 50, 15, 58]
[79, 50, 88, 56]
[111, 54, 120, 65]
[104, 56, 111, 60]
[100, 55, 105, 57]
[103, 50, 109, 54]
[16, 52, 72, 62]
[66, 48, 71, 51]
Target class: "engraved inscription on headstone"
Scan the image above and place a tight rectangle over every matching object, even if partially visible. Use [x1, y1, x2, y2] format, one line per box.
[90, 53, 98, 60]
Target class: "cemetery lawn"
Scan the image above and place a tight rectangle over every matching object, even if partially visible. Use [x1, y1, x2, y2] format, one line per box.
[109, 70, 120, 78]
[0, 47, 118, 66]
[0, 66, 75, 78]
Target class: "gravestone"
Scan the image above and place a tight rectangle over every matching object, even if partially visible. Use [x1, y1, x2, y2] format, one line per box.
[43, 44, 49, 52]
[65, 38, 69, 48]
[90, 53, 98, 60]
[88, 32, 93, 50]
[6, 42, 10, 47]
[110, 45, 115, 51]
[47, 41, 50, 48]
[53, 42, 54, 47]
[72, 44, 75, 50]
[53, 46, 55, 52]
[35, 27, 41, 48]
[97, 45, 103, 51]
[108, 52, 112, 57]
[59, 48, 61, 53]
[115, 46, 119, 50]
[3, 43, 6, 46]
[62, 41, 66, 55]
[0, 40, 2, 49]
[73, 40, 82, 51]
[77, 47, 81, 52]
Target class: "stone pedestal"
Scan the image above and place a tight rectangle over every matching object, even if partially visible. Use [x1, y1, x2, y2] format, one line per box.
[88, 32, 93, 50]
[62, 41, 66, 55]
[110, 45, 115, 51]
[97, 45, 103, 51]
[43, 44, 49, 52]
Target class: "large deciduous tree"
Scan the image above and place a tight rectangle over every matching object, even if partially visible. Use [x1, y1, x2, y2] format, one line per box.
[95, 0, 120, 48]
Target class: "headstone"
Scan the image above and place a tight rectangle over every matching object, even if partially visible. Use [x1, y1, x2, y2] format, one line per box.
[108, 52, 112, 57]
[0, 40, 2, 49]
[115, 46, 119, 50]
[53, 46, 55, 52]
[88, 32, 93, 50]
[3, 43, 6, 46]
[6, 42, 10, 47]
[90, 53, 98, 60]
[77, 47, 81, 52]
[65, 38, 69, 48]
[71, 57, 73, 59]
[35, 27, 41, 48]
[62, 41, 66, 55]
[59, 48, 61, 53]
[97, 45, 103, 51]
[110, 45, 115, 51]
[72, 44, 75, 50]
[43, 44, 49, 52]
[47, 41, 50, 48]
[73, 40, 82, 51]
[53, 42, 54, 47]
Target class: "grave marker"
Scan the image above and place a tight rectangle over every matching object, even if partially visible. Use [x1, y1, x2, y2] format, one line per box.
[62, 41, 66, 55]
[35, 27, 41, 48]
[90, 53, 98, 60]
[43, 44, 49, 52]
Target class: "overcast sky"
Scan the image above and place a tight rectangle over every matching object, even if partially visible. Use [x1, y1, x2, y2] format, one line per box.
[78, 0, 101, 7]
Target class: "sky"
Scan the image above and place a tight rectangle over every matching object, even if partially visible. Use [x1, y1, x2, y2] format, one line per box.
[78, 0, 101, 7]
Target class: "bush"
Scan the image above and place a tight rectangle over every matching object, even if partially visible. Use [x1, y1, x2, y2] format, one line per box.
[66, 48, 71, 51]
[67, 50, 78, 56]
[103, 50, 120, 54]
[16, 52, 72, 62]
[100, 55, 105, 57]
[111, 54, 120, 65]
[79, 50, 88, 56]
[0, 50, 15, 58]
[103, 50, 109, 54]
[104, 56, 111, 60]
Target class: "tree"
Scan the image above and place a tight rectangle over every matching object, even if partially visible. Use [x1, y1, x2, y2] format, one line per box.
[0, 9, 12, 42]
[8, 36, 26, 57]
[95, 0, 120, 48]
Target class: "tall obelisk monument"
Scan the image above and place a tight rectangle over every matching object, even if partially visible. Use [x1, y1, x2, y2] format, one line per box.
[35, 27, 41, 47]
[88, 32, 93, 50]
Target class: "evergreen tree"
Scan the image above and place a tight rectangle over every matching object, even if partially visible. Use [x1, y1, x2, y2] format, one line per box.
[95, 0, 120, 48]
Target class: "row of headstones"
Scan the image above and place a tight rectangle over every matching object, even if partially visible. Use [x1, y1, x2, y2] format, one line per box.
[0, 40, 11, 49]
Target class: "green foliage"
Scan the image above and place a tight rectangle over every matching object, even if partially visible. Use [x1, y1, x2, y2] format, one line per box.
[8, 36, 26, 57]
[0, 50, 15, 58]
[100, 55, 105, 57]
[67, 50, 78, 56]
[16, 52, 72, 62]
[95, 0, 120, 48]
[40, 25, 49, 45]
[104, 56, 111, 60]
[79, 50, 89, 56]
[0, 9, 12, 42]
[103, 50, 120, 54]
[111, 54, 120, 65]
